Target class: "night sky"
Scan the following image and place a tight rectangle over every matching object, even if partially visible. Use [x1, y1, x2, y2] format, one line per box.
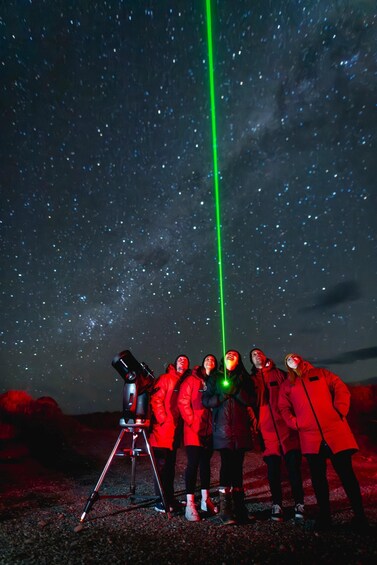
[1, 1, 376, 414]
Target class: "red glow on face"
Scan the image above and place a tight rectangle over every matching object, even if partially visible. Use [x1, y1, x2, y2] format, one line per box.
[251, 349, 266, 369]
[176, 356, 189, 374]
[286, 354, 301, 369]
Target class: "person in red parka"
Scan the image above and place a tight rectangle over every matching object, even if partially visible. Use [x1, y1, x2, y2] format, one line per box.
[278, 353, 367, 530]
[149, 354, 189, 512]
[178, 354, 219, 521]
[250, 348, 304, 522]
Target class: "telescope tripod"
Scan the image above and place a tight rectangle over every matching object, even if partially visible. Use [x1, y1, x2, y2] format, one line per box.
[77, 419, 171, 527]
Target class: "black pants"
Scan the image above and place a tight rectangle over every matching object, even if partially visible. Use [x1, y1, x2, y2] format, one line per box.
[306, 445, 364, 519]
[152, 447, 177, 504]
[185, 445, 213, 493]
[219, 448, 245, 489]
[264, 449, 304, 506]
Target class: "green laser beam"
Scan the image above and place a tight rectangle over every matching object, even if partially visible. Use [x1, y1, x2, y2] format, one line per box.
[205, 0, 226, 363]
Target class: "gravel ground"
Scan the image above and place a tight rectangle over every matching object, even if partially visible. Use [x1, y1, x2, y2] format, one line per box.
[1, 425, 376, 565]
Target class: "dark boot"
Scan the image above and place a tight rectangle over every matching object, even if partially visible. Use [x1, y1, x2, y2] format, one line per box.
[232, 488, 254, 524]
[313, 514, 332, 531]
[218, 491, 236, 525]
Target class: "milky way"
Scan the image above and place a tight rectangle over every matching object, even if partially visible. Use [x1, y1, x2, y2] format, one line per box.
[1, 1, 376, 413]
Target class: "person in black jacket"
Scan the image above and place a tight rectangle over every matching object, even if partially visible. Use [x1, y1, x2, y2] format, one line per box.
[202, 349, 254, 524]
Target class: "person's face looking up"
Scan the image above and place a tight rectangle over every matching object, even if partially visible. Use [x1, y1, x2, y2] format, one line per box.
[203, 355, 216, 375]
[225, 350, 239, 372]
[251, 349, 266, 370]
[286, 354, 301, 370]
[176, 356, 189, 374]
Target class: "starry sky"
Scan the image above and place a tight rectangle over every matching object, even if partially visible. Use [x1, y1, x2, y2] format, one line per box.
[1, 0, 376, 414]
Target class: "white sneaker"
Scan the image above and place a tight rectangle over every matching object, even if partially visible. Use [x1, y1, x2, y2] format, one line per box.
[185, 503, 201, 522]
[294, 503, 305, 521]
[154, 502, 173, 513]
[200, 497, 218, 515]
[271, 504, 283, 522]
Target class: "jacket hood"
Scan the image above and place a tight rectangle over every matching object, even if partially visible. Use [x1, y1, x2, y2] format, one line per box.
[300, 358, 315, 374]
[191, 365, 206, 380]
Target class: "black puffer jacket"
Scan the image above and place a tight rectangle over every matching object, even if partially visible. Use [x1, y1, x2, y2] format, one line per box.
[202, 368, 254, 450]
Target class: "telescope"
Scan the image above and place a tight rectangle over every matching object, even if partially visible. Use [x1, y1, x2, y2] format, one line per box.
[77, 349, 170, 528]
[112, 349, 155, 423]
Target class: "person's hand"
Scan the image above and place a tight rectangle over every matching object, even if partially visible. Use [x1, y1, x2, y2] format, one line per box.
[218, 378, 237, 397]
[253, 430, 265, 452]
[252, 419, 258, 435]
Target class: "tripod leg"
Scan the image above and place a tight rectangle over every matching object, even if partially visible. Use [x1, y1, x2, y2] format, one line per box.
[79, 428, 127, 524]
[129, 432, 137, 495]
[142, 429, 172, 519]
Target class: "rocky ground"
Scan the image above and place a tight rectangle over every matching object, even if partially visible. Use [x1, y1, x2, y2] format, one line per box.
[1, 418, 377, 565]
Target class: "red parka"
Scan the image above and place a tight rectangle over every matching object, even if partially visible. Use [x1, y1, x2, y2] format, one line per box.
[278, 359, 358, 455]
[177, 366, 212, 447]
[251, 360, 300, 456]
[149, 370, 181, 450]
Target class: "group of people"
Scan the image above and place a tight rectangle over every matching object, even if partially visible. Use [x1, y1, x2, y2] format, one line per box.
[148, 348, 367, 530]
